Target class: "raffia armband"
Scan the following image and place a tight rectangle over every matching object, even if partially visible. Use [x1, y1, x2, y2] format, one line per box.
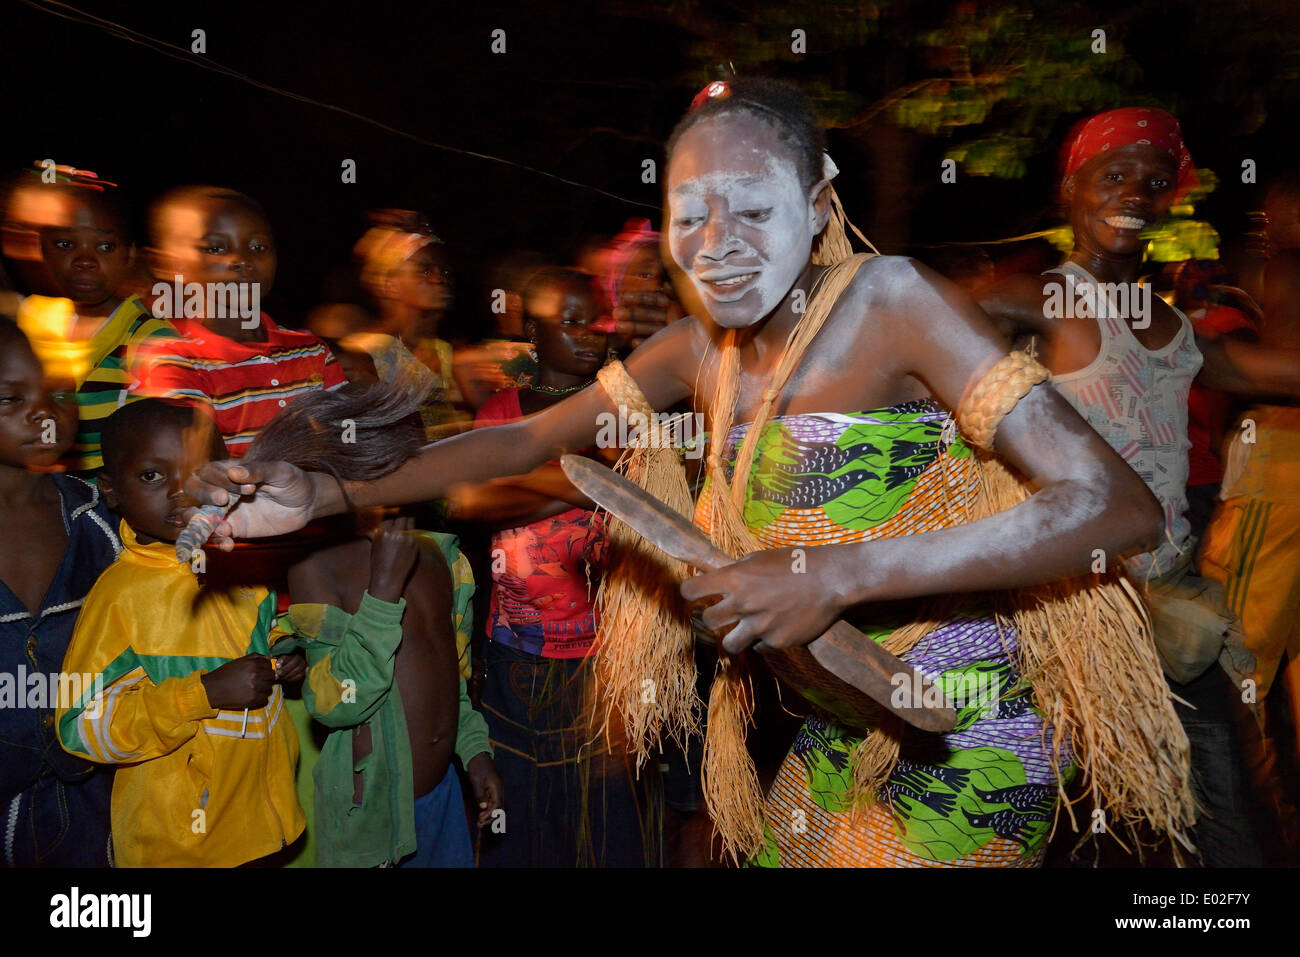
[596, 359, 688, 453]
[596, 359, 653, 418]
[956, 351, 1051, 451]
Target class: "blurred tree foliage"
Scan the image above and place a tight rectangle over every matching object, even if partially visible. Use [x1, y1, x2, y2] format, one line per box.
[621, 0, 1299, 246]
[645, 0, 1297, 178]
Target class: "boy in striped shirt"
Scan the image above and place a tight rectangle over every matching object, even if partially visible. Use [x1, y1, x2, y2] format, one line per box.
[132, 186, 345, 453]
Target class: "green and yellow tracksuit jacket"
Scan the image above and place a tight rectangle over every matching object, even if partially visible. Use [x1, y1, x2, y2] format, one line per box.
[57, 522, 304, 867]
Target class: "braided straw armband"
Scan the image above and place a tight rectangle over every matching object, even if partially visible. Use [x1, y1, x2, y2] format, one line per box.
[956, 351, 1051, 451]
[597, 358, 654, 418]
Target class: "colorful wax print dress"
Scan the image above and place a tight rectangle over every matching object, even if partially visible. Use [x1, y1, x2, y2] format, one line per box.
[695, 401, 1074, 867]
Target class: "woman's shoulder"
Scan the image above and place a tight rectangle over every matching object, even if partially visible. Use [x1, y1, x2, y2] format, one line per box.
[623, 311, 713, 375]
[836, 254, 943, 308]
[639, 310, 711, 348]
[820, 254, 951, 330]
[852, 253, 928, 278]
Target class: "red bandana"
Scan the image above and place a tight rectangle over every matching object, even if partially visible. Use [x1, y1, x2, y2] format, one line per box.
[1062, 107, 1198, 200]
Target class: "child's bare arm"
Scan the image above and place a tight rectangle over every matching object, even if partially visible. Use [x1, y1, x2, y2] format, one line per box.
[367, 517, 421, 603]
[283, 526, 412, 728]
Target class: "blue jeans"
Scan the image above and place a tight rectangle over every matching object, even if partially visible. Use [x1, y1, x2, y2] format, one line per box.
[397, 770, 473, 868]
[1170, 665, 1265, 867]
[476, 640, 660, 868]
[4, 769, 114, 868]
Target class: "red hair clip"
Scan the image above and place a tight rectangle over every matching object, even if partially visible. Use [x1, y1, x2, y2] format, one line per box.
[689, 80, 731, 112]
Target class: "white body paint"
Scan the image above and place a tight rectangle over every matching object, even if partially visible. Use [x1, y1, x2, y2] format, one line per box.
[667, 116, 823, 328]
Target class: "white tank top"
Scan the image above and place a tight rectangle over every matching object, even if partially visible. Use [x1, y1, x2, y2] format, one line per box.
[1044, 262, 1203, 581]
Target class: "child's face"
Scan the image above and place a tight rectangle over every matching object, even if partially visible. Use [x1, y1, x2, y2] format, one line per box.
[527, 280, 608, 378]
[618, 245, 665, 297]
[152, 199, 277, 298]
[0, 341, 78, 471]
[101, 418, 223, 544]
[39, 197, 134, 308]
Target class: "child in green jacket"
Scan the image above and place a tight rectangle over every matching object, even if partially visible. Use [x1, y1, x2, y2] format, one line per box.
[229, 376, 501, 866]
[274, 515, 501, 866]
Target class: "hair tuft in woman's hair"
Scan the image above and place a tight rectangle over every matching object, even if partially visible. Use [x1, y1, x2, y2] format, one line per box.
[244, 373, 430, 480]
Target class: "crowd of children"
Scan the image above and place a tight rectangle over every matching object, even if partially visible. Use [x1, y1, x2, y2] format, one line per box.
[0, 164, 669, 867]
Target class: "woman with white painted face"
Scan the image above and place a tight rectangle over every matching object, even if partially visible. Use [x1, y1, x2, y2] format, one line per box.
[187, 80, 1170, 866]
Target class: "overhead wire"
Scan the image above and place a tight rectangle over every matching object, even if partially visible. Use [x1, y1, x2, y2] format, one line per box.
[17, 0, 660, 211]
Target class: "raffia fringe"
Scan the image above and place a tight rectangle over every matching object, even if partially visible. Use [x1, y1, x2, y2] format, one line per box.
[591, 362, 700, 766]
[700, 660, 767, 864]
[978, 456, 1197, 860]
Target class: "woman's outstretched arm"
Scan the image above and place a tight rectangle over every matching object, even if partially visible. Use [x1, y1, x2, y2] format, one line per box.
[185, 318, 699, 545]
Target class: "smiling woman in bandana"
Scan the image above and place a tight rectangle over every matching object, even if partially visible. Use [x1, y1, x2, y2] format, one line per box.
[1060, 107, 1198, 204]
[977, 106, 1300, 866]
[986, 108, 1206, 584]
[185, 79, 1187, 867]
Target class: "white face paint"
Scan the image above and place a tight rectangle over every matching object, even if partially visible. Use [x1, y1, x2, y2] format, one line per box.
[667, 115, 820, 328]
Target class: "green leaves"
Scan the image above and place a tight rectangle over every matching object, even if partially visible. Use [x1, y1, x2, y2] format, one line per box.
[944, 136, 1032, 179]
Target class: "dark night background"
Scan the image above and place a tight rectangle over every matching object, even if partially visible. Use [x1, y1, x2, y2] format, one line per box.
[3, 0, 1300, 883]
[5, 0, 1298, 332]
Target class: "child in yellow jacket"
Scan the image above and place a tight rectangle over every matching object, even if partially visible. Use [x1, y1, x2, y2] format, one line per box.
[57, 399, 305, 867]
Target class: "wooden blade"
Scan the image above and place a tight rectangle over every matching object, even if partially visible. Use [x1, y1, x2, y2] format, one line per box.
[561, 455, 957, 732]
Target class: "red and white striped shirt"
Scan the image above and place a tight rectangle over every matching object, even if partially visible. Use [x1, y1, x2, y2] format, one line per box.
[131, 315, 346, 456]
